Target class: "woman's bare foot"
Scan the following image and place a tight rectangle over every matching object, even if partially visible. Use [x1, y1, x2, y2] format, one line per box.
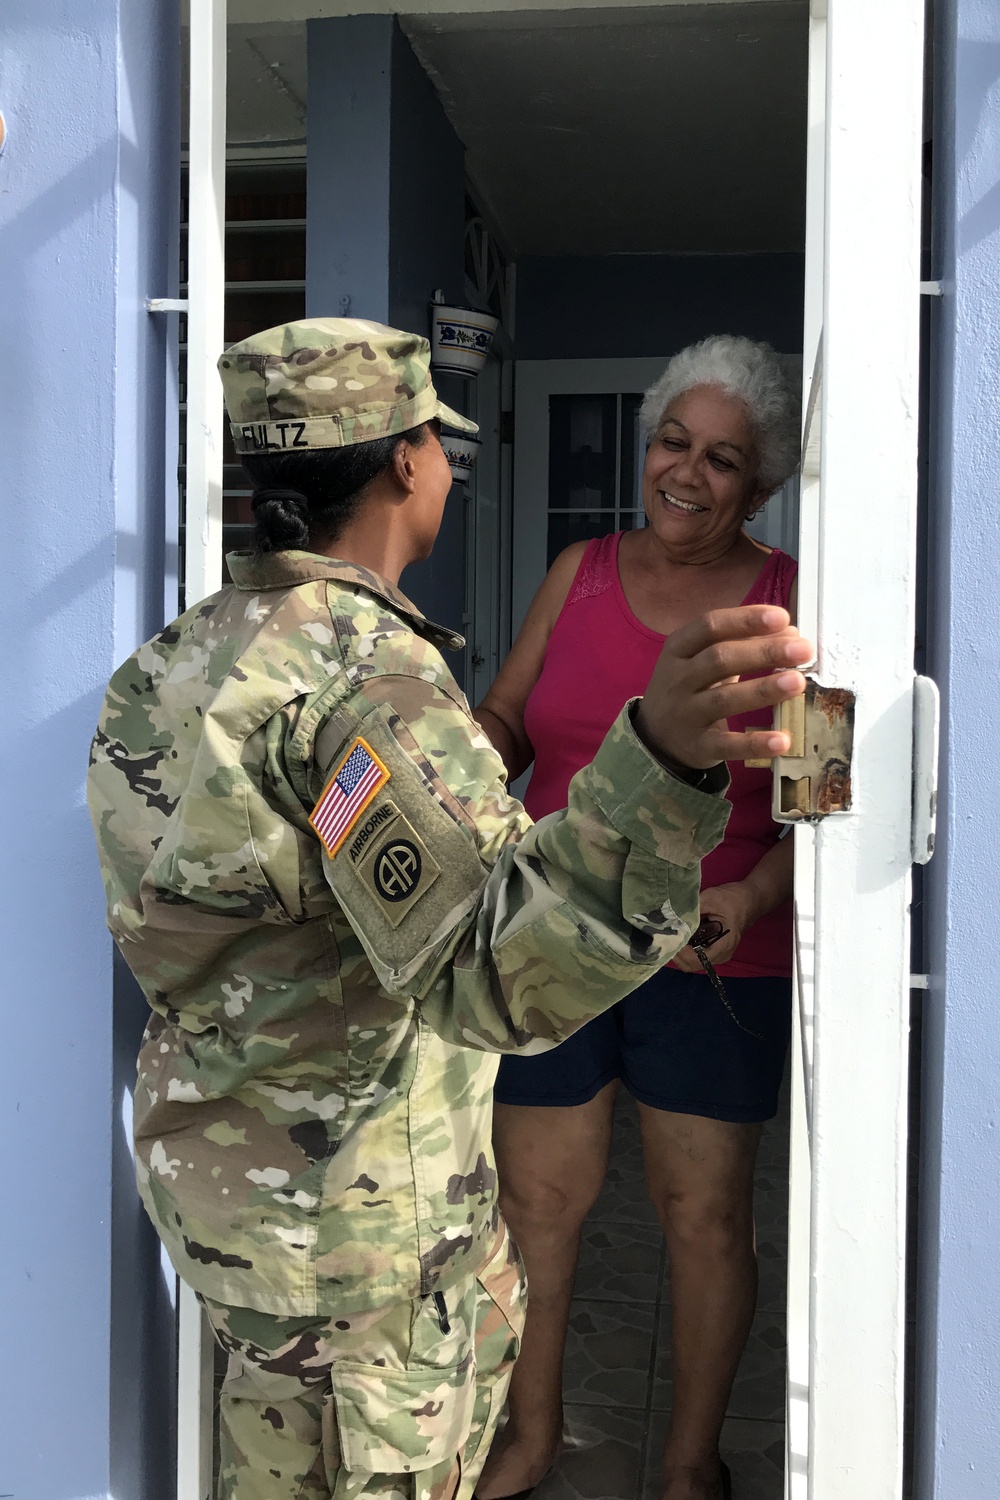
[474, 1419, 561, 1500]
[662, 1460, 726, 1500]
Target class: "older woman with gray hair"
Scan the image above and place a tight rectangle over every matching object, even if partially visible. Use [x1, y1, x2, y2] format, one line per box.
[475, 336, 801, 1500]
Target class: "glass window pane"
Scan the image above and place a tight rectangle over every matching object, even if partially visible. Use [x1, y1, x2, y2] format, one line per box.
[548, 394, 618, 510]
[546, 510, 618, 568]
[224, 290, 305, 348]
[226, 226, 305, 284]
[619, 393, 646, 518]
[223, 164, 307, 223]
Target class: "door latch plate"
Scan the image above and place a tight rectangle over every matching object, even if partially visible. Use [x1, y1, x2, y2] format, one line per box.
[766, 678, 856, 823]
[911, 674, 940, 864]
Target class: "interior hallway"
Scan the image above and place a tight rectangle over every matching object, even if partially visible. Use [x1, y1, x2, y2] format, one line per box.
[527, 1087, 790, 1500]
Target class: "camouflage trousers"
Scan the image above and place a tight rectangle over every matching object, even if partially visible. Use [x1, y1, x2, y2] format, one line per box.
[202, 1224, 526, 1500]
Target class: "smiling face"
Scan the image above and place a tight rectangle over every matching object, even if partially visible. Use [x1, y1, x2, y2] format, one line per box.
[642, 384, 768, 564]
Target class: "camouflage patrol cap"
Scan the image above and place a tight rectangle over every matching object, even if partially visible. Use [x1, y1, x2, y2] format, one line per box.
[218, 317, 479, 456]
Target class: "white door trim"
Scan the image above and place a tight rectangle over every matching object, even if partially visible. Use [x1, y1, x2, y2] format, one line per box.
[785, 9, 826, 1491]
[183, 0, 227, 608]
[178, 3, 227, 1497]
[786, 1, 926, 1495]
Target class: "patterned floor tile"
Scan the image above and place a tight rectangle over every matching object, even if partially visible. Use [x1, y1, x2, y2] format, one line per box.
[563, 1298, 657, 1409]
[642, 1413, 785, 1500]
[504, 1073, 793, 1498]
[754, 1171, 789, 1319]
[755, 1119, 790, 1165]
[532, 1404, 648, 1500]
[649, 1303, 785, 1423]
[607, 1105, 646, 1171]
[753, 1178, 789, 1236]
[590, 1172, 662, 1229]
[756, 1114, 791, 1175]
[755, 1233, 788, 1314]
[652, 1223, 786, 1315]
[729, 1311, 786, 1422]
[589, 1095, 661, 1228]
[574, 1219, 665, 1304]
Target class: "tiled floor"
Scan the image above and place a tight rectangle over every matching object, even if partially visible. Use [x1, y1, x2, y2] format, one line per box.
[528, 1088, 790, 1500]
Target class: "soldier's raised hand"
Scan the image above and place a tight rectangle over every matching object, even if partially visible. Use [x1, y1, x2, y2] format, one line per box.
[635, 605, 813, 771]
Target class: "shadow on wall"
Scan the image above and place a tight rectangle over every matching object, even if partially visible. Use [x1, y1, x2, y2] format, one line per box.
[112, 950, 178, 1500]
[955, 40, 1000, 255]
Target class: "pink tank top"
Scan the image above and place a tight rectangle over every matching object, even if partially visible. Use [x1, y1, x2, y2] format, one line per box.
[523, 532, 797, 978]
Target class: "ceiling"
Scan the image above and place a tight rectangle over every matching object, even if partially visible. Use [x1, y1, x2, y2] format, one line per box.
[206, 3, 809, 255]
[403, 4, 808, 254]
[185, 24, 308, 149]
[220, 0, 781, 18]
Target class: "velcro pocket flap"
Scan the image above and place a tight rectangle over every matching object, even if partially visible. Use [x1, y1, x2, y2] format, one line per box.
[318, 707, 488, 990]
[332, 1358, 477, 1473]
[620, 843, 696, 941]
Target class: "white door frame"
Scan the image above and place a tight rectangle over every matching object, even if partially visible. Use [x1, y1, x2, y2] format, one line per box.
[784, 3, 925, 1498]
[178, 3, 227, 1498]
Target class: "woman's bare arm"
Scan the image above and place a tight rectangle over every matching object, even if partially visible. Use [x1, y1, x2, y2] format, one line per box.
[474, 542, 587, 781]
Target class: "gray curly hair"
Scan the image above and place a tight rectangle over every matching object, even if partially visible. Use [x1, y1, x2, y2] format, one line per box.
[640, 336, 801, 494]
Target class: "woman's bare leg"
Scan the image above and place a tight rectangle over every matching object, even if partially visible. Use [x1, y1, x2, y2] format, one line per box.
[638, 1104, 762, 1500]
[475, 1081, 619, 1499]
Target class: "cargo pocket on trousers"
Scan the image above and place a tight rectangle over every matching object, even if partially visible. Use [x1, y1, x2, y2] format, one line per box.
[462, 1229, 529, 1482]
[476, 1227, 527, 1360]
[331, 1360, 477, 1476]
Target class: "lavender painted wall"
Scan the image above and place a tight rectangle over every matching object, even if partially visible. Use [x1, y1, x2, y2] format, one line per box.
[918, 1, 1000, 1494]
[306, 16, 470, 663]
[0, 2, 179, 1495]
[306, 17, 394, 324]
[305, 16, 465, 328]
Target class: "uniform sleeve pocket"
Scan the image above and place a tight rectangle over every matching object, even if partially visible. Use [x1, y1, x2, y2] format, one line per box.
[316, 707, 489, 992]
[331, 1359, 477, 1473]
[620, 843, 698, 942]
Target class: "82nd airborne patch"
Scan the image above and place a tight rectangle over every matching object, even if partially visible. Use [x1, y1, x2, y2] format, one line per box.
[354, 808, 441, 927]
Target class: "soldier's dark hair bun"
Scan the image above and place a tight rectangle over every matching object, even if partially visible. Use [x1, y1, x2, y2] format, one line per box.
[250, 488, 311, 553]
[242, 425, 430, 556]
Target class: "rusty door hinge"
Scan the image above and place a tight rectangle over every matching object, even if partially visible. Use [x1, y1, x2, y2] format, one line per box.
[762, 679, 857, 823]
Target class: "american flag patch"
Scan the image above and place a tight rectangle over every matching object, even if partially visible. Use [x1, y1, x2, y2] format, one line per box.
[309, 737, 391, 858]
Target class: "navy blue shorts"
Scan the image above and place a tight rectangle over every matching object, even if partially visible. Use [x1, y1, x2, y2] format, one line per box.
[494, 968, 792, 1124]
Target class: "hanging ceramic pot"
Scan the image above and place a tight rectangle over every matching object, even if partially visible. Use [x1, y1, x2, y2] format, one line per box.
[442, 433, 481, 484]
[430, 304, 499, 377]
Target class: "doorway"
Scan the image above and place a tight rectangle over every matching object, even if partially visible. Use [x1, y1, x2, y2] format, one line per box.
[177, 4, 927, 1497]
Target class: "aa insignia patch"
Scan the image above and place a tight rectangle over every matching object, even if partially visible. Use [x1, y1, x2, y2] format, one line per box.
[310, 737, 391, 858]
[358, 811, 441, 928]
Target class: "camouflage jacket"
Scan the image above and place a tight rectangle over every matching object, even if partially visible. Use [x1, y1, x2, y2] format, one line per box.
[87, 550, 730, 1316]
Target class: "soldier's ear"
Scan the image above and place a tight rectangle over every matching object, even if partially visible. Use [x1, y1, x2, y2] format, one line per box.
[390, 436, 419, 496]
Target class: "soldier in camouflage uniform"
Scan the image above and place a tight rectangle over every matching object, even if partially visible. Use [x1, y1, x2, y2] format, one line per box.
[87, 319, 810, 1500]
